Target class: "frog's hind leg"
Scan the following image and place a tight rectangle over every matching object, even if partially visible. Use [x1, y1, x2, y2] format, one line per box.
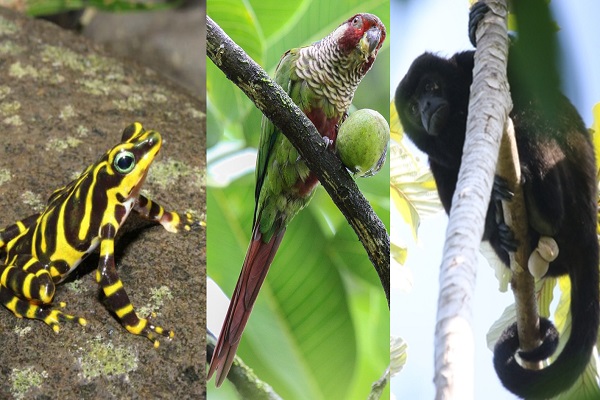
[0, 255, 86, 331]
[0, 214, 40, 249]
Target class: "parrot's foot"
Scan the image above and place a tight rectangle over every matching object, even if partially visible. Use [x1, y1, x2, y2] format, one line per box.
[321, 135, 334, 149]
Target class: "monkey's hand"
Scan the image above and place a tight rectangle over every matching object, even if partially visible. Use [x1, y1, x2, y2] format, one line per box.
[469, 1, 491, 47]
[492, 176, 519, 253]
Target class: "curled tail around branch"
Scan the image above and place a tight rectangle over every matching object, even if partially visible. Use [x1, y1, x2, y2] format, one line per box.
[493, 244, 599, 399]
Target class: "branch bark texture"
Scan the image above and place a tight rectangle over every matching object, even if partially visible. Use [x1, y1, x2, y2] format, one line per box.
[496, 119, 541, 364]
[434, 1, 511, 399]
[206, 16, 390, 305]
[207, 332, 282, 400]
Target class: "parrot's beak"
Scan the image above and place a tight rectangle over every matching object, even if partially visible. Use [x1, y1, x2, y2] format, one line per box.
[361, 26, 382, 56]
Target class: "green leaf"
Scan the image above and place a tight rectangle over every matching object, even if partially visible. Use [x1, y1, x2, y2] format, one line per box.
[209, 178, 360, 399]
[207, 0, 265, 130]
[247, 0, 311, 41]
[390, 141, 441, 240]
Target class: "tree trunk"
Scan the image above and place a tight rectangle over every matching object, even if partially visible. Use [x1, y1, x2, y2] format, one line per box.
[434, 1, 511, 398]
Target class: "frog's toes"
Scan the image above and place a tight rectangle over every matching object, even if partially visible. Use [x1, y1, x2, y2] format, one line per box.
[41, 308, 87, 332]
[126, 316, 174, 347]
[181, 212, 205, 232]
[147, 324, 175, 348]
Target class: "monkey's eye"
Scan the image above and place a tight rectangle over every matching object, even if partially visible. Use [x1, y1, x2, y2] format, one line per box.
[408, 102, 419, 116]
[424, 81, 439, 92]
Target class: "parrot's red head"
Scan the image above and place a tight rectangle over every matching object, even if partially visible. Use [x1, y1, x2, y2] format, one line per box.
[336, 13, 386, 73]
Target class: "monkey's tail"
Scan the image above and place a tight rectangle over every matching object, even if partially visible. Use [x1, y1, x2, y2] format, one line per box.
[493, 241, 599, 399]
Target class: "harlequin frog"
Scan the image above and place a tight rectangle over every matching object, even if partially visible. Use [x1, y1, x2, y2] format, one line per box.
[0, 122, 198, 347]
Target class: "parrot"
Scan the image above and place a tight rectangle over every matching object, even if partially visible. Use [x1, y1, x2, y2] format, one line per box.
[208, 13, 386, 386]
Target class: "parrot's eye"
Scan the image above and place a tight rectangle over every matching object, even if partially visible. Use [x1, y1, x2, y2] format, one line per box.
[352, 16, 361, 27]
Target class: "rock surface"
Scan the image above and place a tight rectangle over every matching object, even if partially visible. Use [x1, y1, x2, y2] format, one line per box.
[0, 7, 206, 399]
[83, 1, 206, 100]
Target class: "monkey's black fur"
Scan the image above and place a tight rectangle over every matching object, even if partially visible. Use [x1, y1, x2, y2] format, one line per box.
[395, 5, 598, 399]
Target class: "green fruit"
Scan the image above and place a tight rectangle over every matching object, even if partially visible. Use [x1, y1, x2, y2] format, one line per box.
[336, 109, 389, 177]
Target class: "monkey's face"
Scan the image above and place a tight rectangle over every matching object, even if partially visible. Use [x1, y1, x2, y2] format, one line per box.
[394, 52, 471, 168]
[403, 74, 450, 137]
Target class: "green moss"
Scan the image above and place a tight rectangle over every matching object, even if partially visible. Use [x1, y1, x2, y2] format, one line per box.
[41, 45, 124, 78]
[0, 100, 20, 115]
[59, 105, 76, 120]
[113, 94, 144, 112]
[45, 136, 83, 151]
[13, 326, 32, 337]
[0, 16, 18, 36]
[0, 41, 23, 56]
[185, 105, 205, 121]
[137, 286, 173, 317]
[3, 115, 22, 126]
[40, 46, 82, 71]
[149, 158, 204, 190]
[79, 336, 138, 380]
[0, 85, 11, 100]
[76, 125, 90, 137]
[152, 92, 168, 103]
[78, 79, 111, 96]
[10, 367, 48, 400]
[47, 72, 66, 85]
[9, 62, 38, 79]
[20, 190, 44, 211]
[64, 279, 87, 294]
[0, 99, 21, 125]
[0, 168, 12, 186]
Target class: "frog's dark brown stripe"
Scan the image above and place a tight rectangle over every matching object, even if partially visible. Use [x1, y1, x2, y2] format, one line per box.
[136, 195, 164, 218]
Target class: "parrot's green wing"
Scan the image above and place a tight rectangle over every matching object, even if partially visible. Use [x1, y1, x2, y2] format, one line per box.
[253, 48, 300, 226]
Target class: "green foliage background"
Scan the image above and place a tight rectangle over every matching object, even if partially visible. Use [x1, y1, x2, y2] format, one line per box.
[206, 0, 390, 399]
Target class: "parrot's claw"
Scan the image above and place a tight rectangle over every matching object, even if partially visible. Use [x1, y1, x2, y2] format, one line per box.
[322, 135, 334, 150]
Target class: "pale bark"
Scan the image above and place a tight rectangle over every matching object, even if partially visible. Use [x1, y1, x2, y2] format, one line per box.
[434, 1, 511, 399]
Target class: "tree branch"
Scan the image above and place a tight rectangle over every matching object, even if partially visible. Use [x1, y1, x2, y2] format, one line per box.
[367, 367, 390, 400]
[496, 119, 542, 366]
[434, 0, 511, 398]
[206, 16, 390, 305]
[207, 331, 282, 400]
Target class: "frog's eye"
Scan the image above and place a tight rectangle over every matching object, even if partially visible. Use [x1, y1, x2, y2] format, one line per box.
[114, 151, 136, 174]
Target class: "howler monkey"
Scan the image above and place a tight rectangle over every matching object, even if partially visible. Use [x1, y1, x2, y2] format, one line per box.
[395, 4, 598, 399]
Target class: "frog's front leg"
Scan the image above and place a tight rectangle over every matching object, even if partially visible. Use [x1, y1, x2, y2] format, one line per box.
[0, 254, 86, 331]
[134, 194, 202, 233]
[97, 223, 173, 347]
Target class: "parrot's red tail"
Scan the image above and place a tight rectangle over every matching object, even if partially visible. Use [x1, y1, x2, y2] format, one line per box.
[208, 225, 285, 386]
